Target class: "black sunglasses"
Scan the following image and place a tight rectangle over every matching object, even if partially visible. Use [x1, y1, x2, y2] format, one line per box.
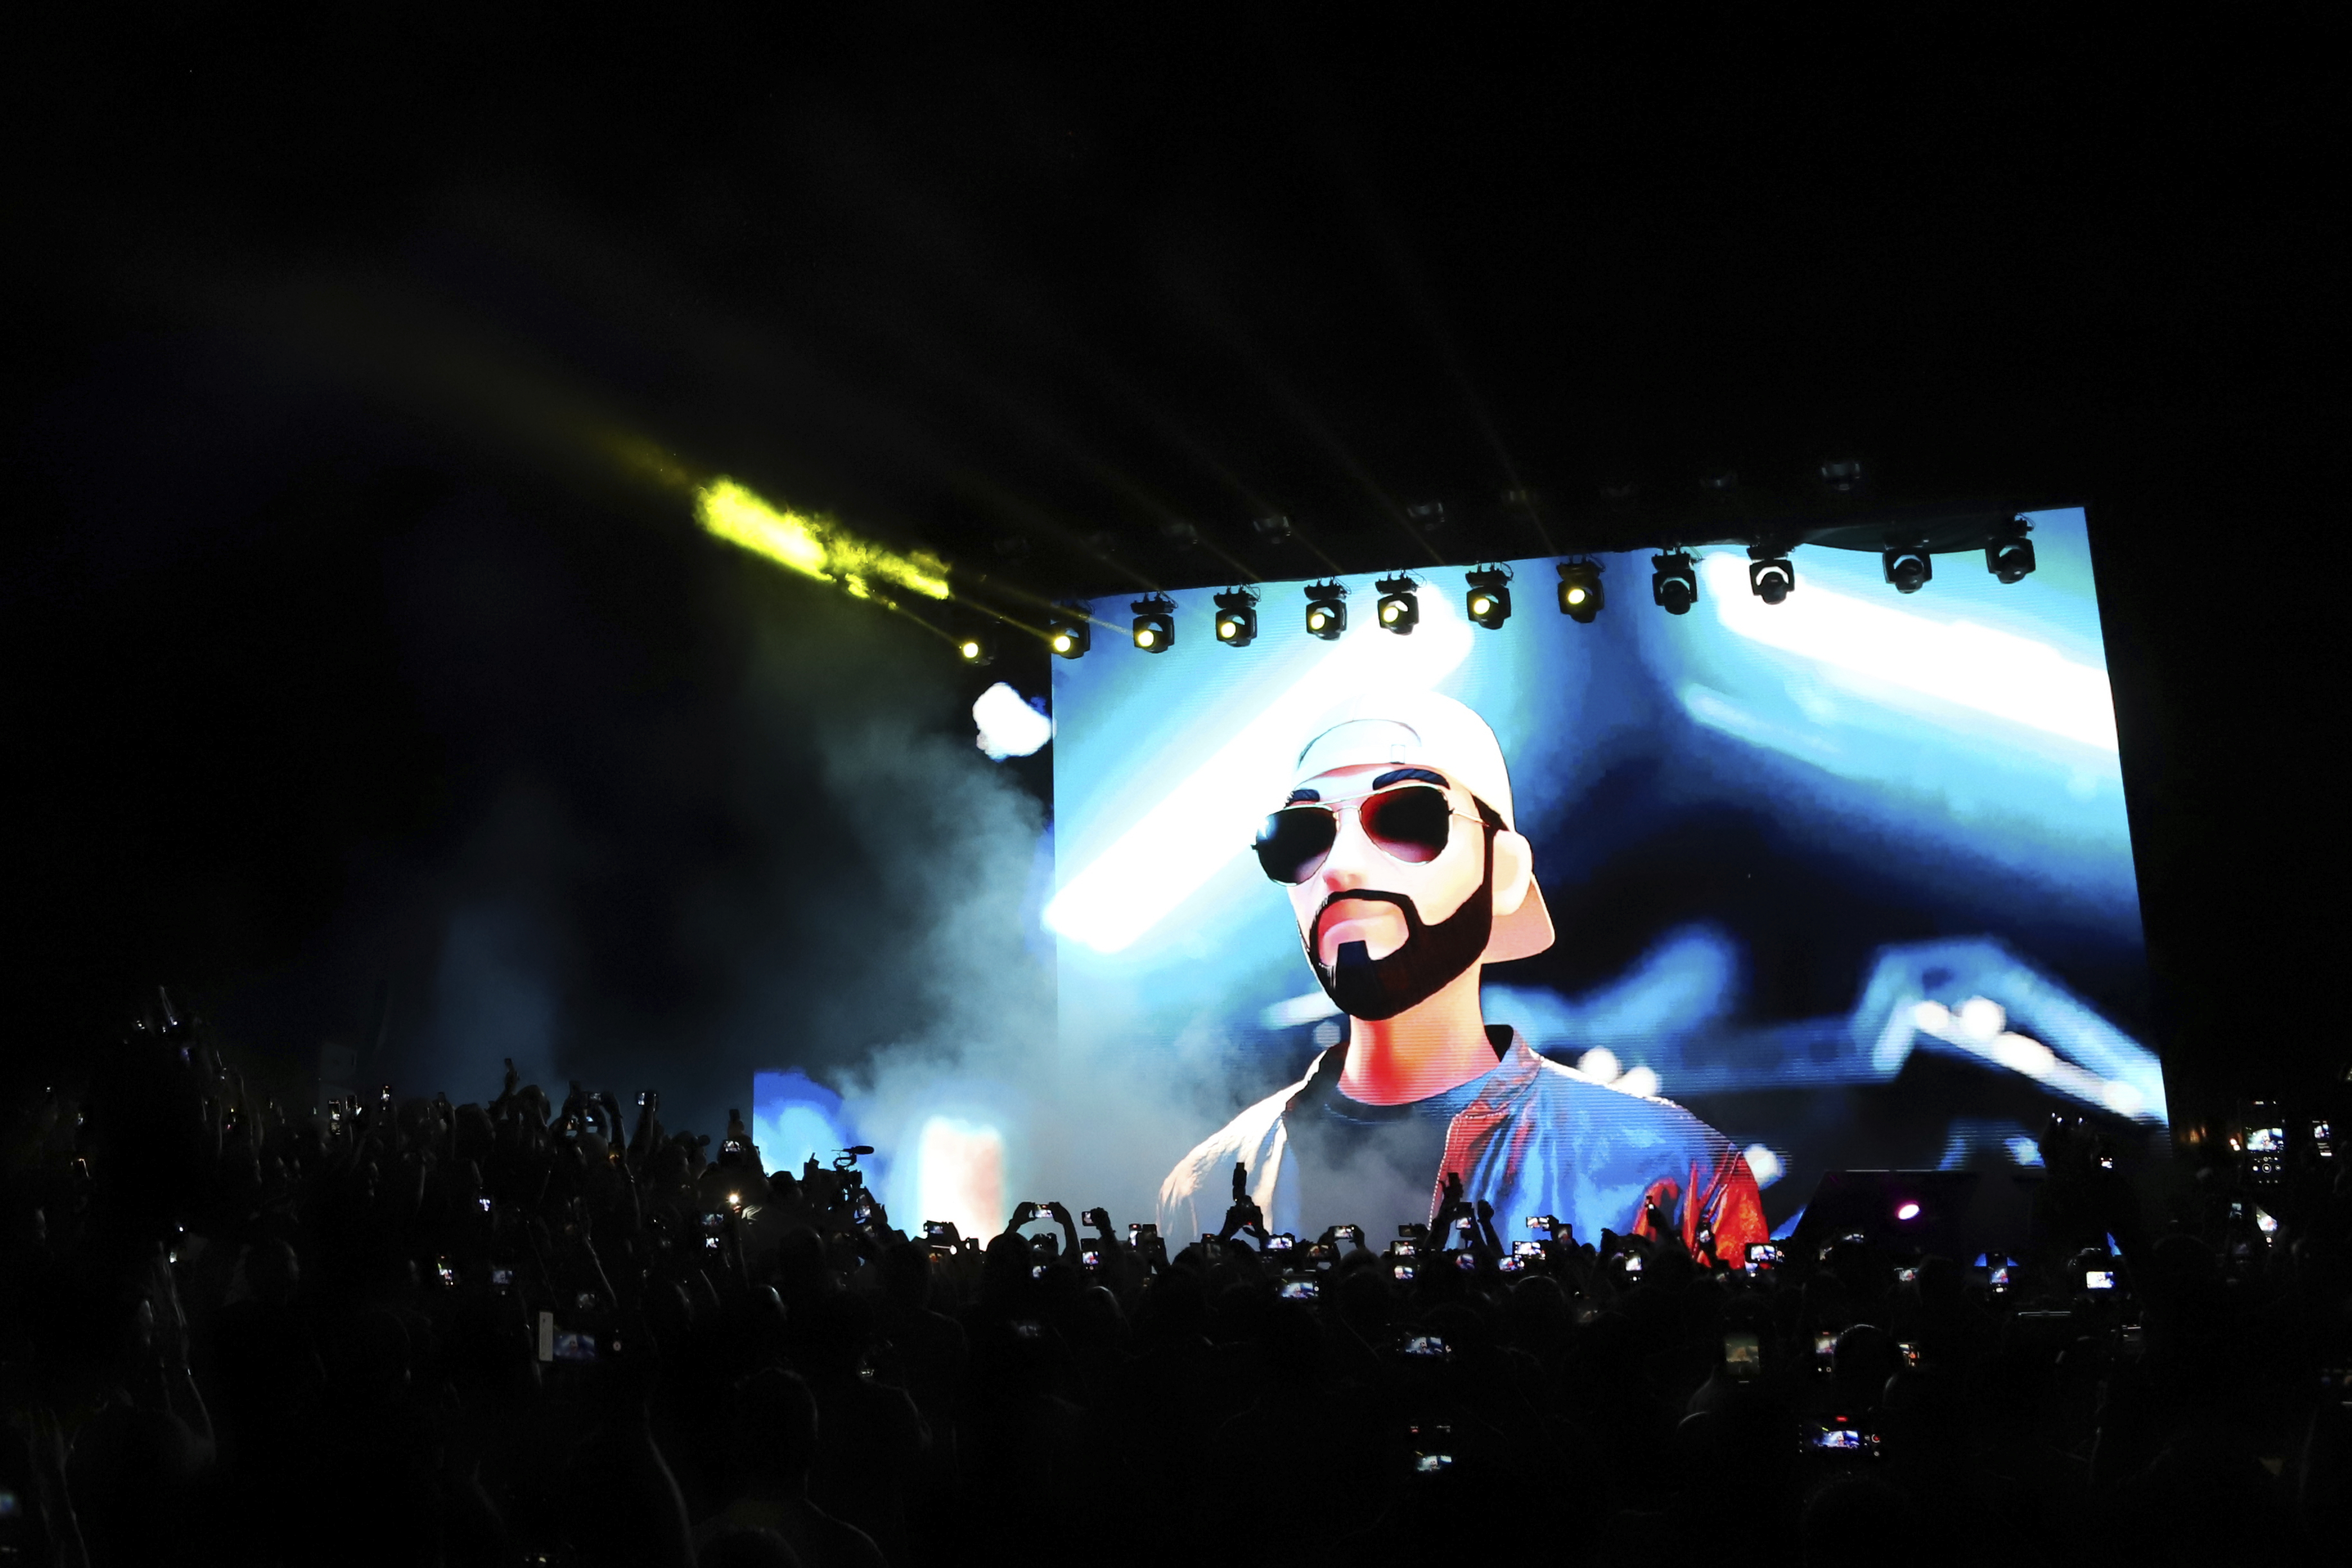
[1252, 784, 1486, 885]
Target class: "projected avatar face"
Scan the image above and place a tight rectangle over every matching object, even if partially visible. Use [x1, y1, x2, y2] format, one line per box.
[1266, 763, 1500, 1020]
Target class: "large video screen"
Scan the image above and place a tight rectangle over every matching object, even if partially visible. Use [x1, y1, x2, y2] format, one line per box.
[1047, 508, 2162, 1250]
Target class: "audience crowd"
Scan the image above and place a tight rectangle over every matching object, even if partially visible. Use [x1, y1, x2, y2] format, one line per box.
[3, 1003, 2348, 1567]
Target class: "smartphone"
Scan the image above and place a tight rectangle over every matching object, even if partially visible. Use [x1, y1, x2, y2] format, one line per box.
[924, 1221, 954, 1240]
[1804, 1420, 1878, 1455]
[1279, 1277, 1319, 1301]
[1622, 1254, 1644, 1275]
[2311, 1120, 2335, 1158]
[1525, 1215, 1556, 1239]
[1080, 1245, 1105, 1270]
[1512, 1239, 1545, 1259]
[1331, 1224, 1362, 1244]
[1129, 1222, 1159, 1245]
[1814, 1329, 1839, 1367]
[491, 1267, 514, 1291]
[1897, 1341, 1921, 1368]
[478, 1196, 493, 1214]
[1990, 1264, 2013, 1292]
[1745, 1242, 1780, 1271]
[1454, 1251, 1478, 1273]
[1391, 1240, 1416, 1259]
[436, 1259, 457, 1287]
[1265, 1233, 1296, 1252]
[1399, 1334, 1448, 1358]
[2085, 1268, 2116, 1291]
[851, 1193, 876, 1225]
[1498, 1254, 1528, 1274]
[538, 1310, 602, 1364]
[1391, 1262, 1416, 1283]
[1723, 1329, 1761, 1378]
[1894, 1265, 1919, 1284]
[1032, 1201, 1059, 1218]
[1412, 1453, 1452, 1474]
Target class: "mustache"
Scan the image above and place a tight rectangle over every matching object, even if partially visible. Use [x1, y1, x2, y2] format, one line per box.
[1312, 889, 1420, 945]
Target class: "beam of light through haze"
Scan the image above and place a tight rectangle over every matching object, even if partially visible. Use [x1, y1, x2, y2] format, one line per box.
[696, 478, 952, 603]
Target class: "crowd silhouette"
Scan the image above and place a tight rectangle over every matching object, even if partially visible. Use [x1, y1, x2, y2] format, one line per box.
[3, 1002, 2347, 1567]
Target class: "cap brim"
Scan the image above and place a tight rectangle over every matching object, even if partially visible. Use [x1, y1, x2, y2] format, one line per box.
[1484, 878, 1555, 964]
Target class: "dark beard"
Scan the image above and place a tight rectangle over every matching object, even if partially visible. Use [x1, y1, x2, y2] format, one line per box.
[1304, 831, 1494, 1022]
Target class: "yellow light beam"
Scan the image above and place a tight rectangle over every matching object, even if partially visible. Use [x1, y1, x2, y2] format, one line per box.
[693, 477, 952, 603]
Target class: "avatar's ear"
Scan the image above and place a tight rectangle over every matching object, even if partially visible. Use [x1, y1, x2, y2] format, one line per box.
[1491, 830, 1534, 917]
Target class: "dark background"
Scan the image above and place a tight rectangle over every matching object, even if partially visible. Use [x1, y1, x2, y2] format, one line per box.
[4, 10, 2340, 1137]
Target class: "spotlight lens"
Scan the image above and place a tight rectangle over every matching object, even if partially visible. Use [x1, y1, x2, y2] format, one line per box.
[1137, 628, 1155, 647]
[1381, 603, 1398, 622]
[1218, 619, 1236, 638]
[1566, 587, 1586, 606]
[1470, 594, 1492, 616]
[1051, 633, 1072, 653]
[960, 641, 981, 659]
[1309, 610, 1327, 631]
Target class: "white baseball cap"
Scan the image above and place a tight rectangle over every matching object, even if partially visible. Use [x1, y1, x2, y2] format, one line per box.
[1287, 689, 1555, 963]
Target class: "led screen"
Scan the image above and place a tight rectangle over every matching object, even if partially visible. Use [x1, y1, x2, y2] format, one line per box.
[1049, 509, 2161, 1246]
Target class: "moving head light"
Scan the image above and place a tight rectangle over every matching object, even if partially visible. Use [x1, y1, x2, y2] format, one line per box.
[1303, 581, 1348, 640]
[1883, 546, 1933, 595]
[1375, 575, 1420, 635]
[1464, 566, 1513, 630]
[1986, 517, 2036, 584]
[1131, 593, 1176, 653]
[1556, 560, 1604, 623]
[1046, 606, 1090, 660]
[1213, 587, 1260, 647]
[1651, 550, 1699, 615]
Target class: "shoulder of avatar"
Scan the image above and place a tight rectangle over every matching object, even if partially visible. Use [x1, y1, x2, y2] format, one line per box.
[1158, 1056, 1319, 1198]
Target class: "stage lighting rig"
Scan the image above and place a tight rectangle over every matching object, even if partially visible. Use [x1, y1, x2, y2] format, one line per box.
[957, 627, 997, 667]
[1556, 560, 1604, 624]
[1375, 575, 1420, 635]
[1131, 593, 1176, 653]
[1252, 514, 1294, 545]
[1046, 605, 1090, 660]
[1883, 545, 1933, 595]
[1303, 581, 1348, 640]
[1651, 550, 1699, 615]
[1464, 566, 1513, 630]
[1986, 517, 2036, 584]
[1406, 501, 1447, 539]
[1747, 546, 1796, 605]
[1820, 457, 1867, 496]
[1213, 587, 1260, 647]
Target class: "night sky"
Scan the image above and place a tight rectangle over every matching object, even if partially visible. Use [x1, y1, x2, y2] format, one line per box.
[5, 12, 2338, 1130]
